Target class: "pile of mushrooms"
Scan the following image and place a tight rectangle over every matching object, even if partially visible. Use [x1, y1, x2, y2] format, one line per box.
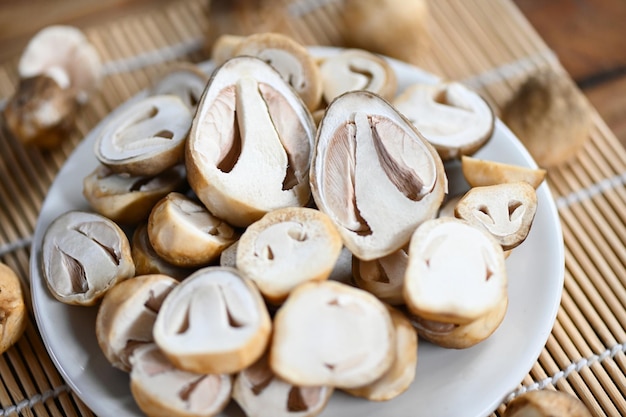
[38, 32, 548, 417]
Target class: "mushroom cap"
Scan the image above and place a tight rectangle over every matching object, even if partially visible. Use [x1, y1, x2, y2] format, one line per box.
[147, 192, 238, 267]
[18, 25, 102, 103]
[504, 390, 592, 417]
[461, 156, 546, 189]
[95, 274, 178, 372]
[351, 248, 408, 305]
[310, 90, 447, 260]
[94, 94, 193, 176]
[393, 81, 495, 160]
[270, 280, 395, 389]
[41, 210, 135, 306]
[82, 164, 188, 225]
[186, 56, 316, 227]
[130, 343, 233, 417]
[403, 217, 507, 324]
[454, 181, 538, 250]
[236, 206, 343, 304]
[153, 266, 272, 374]
[150, 63, 210, 112]
[0, 263, 27, 354]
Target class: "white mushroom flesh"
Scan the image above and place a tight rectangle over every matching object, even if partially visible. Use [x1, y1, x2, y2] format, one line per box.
[150, 64, 210, 111]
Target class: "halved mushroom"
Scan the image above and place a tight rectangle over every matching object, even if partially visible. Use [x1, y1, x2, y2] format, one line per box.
[504, 390, 592, 417]
[454, 181, 538, 251]
[310, 90, 447, 260]
[0, 263, 27, 354]
[96, 274, 178, 372]
[147, 192, 238, 268]
[393, 82, 495, 160]
[41, 210, 135, 306]
[270, 280, 395, 389]
[130, 343, 232, 417]
[150, 63, 210, 112]
[186, 56, 316, 227]
[351, 248, 408, 305]
[232, 32, 323, 111]
[318, 48, 398, 103]
[403, 217, 507, 325]
[83, 164, 188, 225]
[153, 266, 272, 374]
[461, 156, 546, 189]
[233, 353, 334, 417]
[343, 305, 417, 401]
[95, 95, 192, 176]
[236, 207, 343, 304]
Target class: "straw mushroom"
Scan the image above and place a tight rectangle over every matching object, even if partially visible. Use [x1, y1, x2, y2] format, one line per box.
[236, 207, 343, 304]
[41, 210, 135, 306]
[153, 266, 272, 374]
[0, 263, 27, 354]
[351, 248, 408, 305]
[455, 182, 538, 251]
[96, 274, 178, 372]
[130, 343, 232, 417]
[461, 156, 546, 189]
[147, 192, 238, 268]
[270, 280, 395, 389]
[504, 390, 592, 417]
[150, 63, 210, 112]
[393, 82, 495, 160]
[318, 49, 398, 104]
[310, 90, 447, 260]
[94, 95, 192, 177]
[186, 56, 316, 227]
[3, 25, 101, 147]
[232, 353, 334, 417]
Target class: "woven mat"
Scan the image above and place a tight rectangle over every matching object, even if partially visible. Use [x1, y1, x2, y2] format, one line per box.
[0, 0, 624, 416]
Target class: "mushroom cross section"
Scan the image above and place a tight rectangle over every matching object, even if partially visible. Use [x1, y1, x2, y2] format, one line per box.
[153, 266, 271, 374]
[352, 248, 408, 305]
[150, 63, 210, 112]
[186, 56, 316, 227]
[311, 90, 447, 260]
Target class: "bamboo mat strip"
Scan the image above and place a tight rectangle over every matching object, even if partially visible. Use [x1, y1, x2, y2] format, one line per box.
[0, 0, 624, 416]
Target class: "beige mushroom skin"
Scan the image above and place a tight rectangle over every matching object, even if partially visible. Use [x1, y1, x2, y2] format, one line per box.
[41, 210, 135, 306]
[0, 263, 27, 354]
[461, 156, 546, 189]
[310, 90, 447, 261]
[454, 181, 538, 251]
[236, 207, 343, 304]
[270, 280, 395, 389]
[186, 56, 316, 228]
[503, 390, 592, 417]
[153, 266, 272, 374]
[351, 248, 408, 305]
[96, 274, 178, 372]
[147, 192, 238, 268]
[130, 343, 233, 417]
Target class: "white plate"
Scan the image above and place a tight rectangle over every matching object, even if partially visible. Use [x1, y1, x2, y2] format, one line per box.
[30, 47, 564, 417]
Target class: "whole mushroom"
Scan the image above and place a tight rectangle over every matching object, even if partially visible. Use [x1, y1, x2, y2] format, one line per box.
[0, 263, 27, 354]
[504, 390, 592, 417]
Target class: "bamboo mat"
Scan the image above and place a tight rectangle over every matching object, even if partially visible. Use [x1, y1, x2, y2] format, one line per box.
[0, 0, 624, 416]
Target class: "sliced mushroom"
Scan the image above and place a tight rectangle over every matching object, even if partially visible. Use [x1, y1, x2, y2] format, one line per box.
[130, 343, 232, 417]
[147, 192, 238, 268]
[83, 164, 188, 225]
[95, 95, 192, 176]
[403, 217, 507, 325]
[351, 248, 408, 305]
[270, 280, 395, 389]
[41, 210, 135, 306]
[219, 241, 239, 268]
[461, 155, 546, 189]
[393, 82, 495, 160]
[211, 34, 245, 66]
[310, 90, 447, 260]
[153, 266, 272, 374]
[150, 63, 210, 112]
[504, 390, 592, 417]
[236, 207, 343, 304]
[186, 56, 316, 227]
[0, 263, 27, 354]
[318, 49, 398, 103]
[343, 305, 417, 401]
[131, 223, 195, 281]
[96, 274, 178, 372]
[437, 194, 463, 218]
[233, 353, 333, 417]
[232, 32, 323, 111]
[454, 182, 538, 250]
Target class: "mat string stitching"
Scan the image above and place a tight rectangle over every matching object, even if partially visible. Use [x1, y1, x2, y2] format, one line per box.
[556, 170, 626, 210]
[0, 384, 69, 416]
